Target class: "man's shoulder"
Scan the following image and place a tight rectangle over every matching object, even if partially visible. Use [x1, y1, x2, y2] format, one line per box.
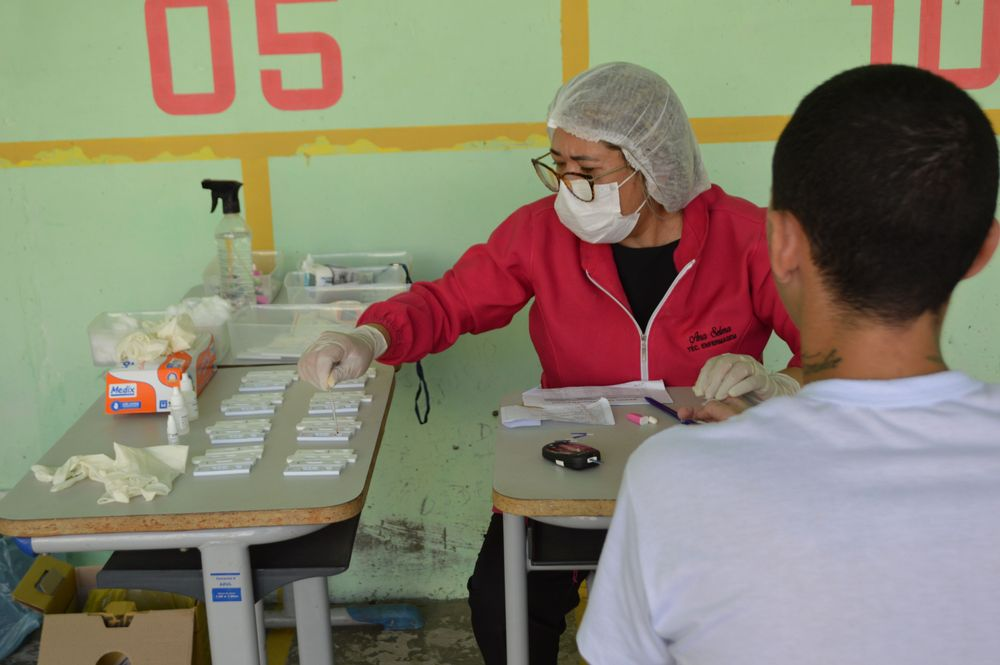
[628, 401, 797, 480]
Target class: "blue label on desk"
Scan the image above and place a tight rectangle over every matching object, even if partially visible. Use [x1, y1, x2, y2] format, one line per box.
[110, 400, 142, 411]
[209, 572, 242, 602]
[212, 588, 242, 602]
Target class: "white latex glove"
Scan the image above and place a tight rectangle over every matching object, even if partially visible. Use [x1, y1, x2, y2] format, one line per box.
[31, 442, 188, 504]
[693, 353, 800, 402]
[297, 325, 388, 390]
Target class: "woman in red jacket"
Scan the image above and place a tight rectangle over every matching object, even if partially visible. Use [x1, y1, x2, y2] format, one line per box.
[299, 62, 802, 664]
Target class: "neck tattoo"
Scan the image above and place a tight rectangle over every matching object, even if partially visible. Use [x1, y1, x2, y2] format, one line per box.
[802, 348, 843, 376]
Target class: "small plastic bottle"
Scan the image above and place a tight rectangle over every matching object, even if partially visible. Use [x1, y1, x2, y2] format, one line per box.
[181, 374, 199, 421]
[170, 386, 190, 435]
[167, 414, 180, 444]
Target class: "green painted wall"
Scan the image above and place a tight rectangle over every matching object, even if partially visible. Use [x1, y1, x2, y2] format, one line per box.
[2, 1, 999, 602]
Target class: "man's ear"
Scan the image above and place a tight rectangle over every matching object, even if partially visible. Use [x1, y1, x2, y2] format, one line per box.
[963, 219, 1000, 280]
[767, 208, 804, 284]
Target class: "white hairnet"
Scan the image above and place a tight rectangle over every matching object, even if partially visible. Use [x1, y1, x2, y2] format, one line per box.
[547, 62, 710, 212]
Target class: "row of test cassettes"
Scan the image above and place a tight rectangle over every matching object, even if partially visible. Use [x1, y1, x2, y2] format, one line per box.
[191, 367, 375, 477]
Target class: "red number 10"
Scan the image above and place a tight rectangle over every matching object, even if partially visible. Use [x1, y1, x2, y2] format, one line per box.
[853, 0, 1000, 90]
[145, 0, 342, 115]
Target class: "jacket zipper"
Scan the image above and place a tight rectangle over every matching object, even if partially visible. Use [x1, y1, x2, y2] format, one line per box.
[586, 259, 695, 381]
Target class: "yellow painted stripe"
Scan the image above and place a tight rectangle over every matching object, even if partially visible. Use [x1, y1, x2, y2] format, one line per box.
[561, 0, 589, 83]
[0, 123, 551, 167]
[987, 109, 1000, 134]
[690, 115, 791, 144]
[5, 110, 999, 165]
[241, 156, 275, 250]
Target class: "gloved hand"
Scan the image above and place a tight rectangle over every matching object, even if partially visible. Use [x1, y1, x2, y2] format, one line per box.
[693, 353, 800, 402]
[297, 325, 388, 390]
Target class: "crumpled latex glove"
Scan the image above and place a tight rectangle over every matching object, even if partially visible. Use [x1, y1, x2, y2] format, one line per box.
[298, 325, 388, 390]
[116, 332, 169, 363]
[152, 313, 197, 352]
[693, 353, 801, 401]
[32, 442, 188, 504]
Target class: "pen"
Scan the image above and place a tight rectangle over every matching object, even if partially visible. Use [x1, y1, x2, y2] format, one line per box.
[644, 396, 698, 425]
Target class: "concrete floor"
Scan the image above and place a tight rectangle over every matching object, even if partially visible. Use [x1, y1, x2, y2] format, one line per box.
[1, 598, 582, 664]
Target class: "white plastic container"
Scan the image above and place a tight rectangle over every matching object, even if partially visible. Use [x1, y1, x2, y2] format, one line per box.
[284, 251, 412, 305]
[227, 304, 368, 362]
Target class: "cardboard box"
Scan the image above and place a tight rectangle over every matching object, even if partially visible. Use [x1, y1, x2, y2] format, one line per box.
[37, 606, 198, 665]
[15, 559, 211, 664]
[36, 589, 209, 665]
[12, 555, 77, 614]
[105, 332, 217, 415]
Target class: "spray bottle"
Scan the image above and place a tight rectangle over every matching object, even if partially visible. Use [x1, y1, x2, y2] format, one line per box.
[203, 179, 254, 308]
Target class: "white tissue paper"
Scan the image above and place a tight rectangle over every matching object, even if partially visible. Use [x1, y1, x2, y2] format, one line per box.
[500, 398, 616, 428]
[31, 442, 188, 504]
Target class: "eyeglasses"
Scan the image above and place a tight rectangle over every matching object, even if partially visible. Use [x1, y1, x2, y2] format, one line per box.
[531, 152, 633, 202]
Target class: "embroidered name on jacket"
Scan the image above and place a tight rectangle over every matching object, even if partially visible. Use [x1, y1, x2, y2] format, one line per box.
[686, 325, 737, 352]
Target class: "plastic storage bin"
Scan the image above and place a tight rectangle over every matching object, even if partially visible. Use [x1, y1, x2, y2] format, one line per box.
[204, 250, 285, 304]
[88, 307, 230, 367]
[227, 304, 368, 362]
[284, 251, 412, 305]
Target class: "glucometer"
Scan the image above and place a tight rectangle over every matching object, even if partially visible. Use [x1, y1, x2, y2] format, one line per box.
[542, 440, 602, 470]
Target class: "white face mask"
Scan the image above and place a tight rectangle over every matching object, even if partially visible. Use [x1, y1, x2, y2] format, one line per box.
[554, 169, 646, 244]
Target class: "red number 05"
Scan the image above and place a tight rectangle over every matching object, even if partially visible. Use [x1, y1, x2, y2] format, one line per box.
[145, 0, 341, 115]
[257, 0, 343, 110]
[145, 0, 236, 115]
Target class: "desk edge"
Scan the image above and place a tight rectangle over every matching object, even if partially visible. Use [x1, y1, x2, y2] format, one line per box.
[491, 489, 614, 517]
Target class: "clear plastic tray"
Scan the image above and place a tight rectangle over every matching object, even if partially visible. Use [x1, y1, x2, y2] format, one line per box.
[88, 307, 230, 367]
[284, 251, 412, 305]
[227, 304, 369, 362]
[283, 275, 410, 305]
[204, 249, 285, 304]
[299, 251, 412, 275]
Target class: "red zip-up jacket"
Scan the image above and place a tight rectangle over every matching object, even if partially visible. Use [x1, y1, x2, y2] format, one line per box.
[359, 185, 801, 387]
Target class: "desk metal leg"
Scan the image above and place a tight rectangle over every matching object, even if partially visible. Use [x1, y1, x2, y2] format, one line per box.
[503, 513, 529, 665]
[292, 576, 335, 665]
[255, 599, 267, 664]
[199, 542, 261, 665]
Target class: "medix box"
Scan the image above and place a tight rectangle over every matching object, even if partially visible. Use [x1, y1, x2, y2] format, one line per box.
[105, 332, 217, 415]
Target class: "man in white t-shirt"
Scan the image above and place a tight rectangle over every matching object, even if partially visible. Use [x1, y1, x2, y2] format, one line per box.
[577, 64, 1000, 665]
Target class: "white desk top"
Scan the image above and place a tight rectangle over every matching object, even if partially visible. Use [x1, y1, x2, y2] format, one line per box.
[0, 364, 394, 536]
[492, 387, 701, 517]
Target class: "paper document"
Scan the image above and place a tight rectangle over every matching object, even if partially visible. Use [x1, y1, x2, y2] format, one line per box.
[522, 380, 672, 407]
[501, 398, 615, 428]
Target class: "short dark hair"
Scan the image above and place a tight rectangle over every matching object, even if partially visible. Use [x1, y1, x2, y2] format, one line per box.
[772, 64, 998, 322]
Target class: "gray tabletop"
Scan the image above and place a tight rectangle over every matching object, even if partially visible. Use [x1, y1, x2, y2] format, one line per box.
[0, 364, 394, 536]
[492, 387, 701, 517]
